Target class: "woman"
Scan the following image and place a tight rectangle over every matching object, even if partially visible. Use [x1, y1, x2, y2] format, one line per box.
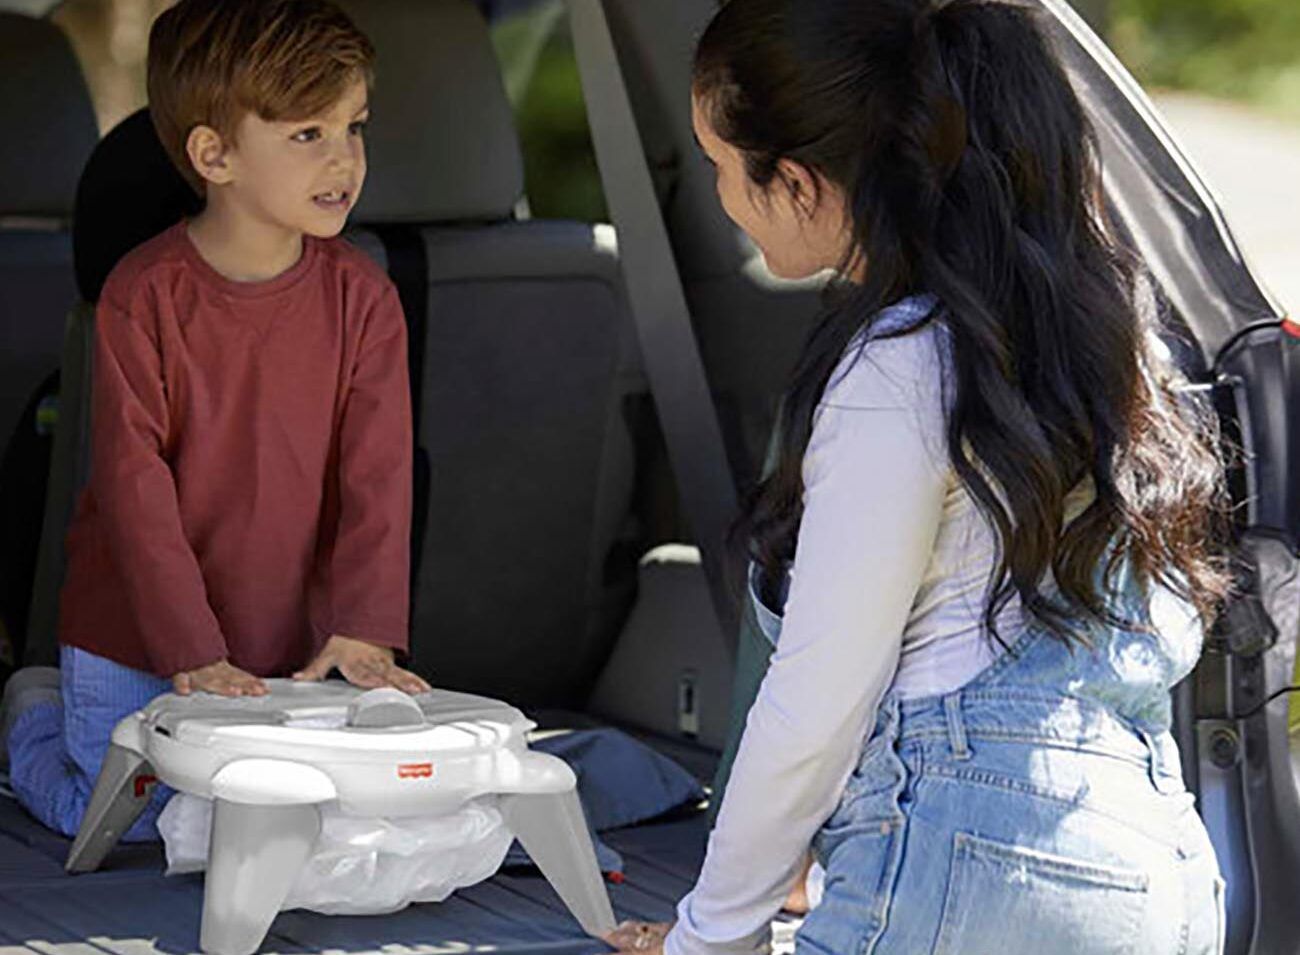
[605, 0, 1230, 953]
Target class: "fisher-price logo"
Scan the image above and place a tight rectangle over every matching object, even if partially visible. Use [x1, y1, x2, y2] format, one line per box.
[397, 762, 434, 780]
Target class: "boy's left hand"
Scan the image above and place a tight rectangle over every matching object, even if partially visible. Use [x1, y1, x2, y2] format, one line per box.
[293, 634, 431, 695]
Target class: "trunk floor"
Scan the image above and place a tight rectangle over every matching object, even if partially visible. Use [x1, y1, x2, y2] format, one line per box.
[0, 790, 712, 955]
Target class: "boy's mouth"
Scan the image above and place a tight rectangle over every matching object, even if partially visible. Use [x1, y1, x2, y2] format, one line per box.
[312, 189, 352, 211]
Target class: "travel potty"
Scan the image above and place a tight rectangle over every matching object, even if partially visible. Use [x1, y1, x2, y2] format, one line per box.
[66, 681, 618, 955]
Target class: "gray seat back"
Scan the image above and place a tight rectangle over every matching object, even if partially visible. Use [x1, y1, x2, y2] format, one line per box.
[0, 11, 97, 664]
[340, 0, 638, 707]
[0, 12, 97, 452]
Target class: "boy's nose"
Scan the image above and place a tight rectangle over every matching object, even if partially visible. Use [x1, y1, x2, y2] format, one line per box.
[326, 138, 359, 171]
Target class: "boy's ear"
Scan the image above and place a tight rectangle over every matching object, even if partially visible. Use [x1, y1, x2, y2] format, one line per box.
[185, 125, 234, 187]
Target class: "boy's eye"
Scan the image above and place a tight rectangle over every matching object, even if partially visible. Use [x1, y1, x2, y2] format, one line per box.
[291, 127, 322, 143]
[348, 119, 368, 136]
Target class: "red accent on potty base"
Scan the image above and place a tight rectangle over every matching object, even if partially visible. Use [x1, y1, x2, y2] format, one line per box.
[397, 762, 434, 779]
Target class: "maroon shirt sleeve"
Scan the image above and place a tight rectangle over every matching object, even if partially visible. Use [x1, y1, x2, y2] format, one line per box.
[91, 288, 228, 675]
[313, 284, 413, 652]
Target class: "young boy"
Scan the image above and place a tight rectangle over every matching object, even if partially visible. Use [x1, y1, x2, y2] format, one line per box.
[3, 0, 428, 841]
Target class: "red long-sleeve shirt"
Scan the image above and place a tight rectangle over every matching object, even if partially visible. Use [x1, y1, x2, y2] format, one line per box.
[59, 221, 412, 678]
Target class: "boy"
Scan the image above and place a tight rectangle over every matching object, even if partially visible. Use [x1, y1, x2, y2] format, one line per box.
[3, 0, 428, 841]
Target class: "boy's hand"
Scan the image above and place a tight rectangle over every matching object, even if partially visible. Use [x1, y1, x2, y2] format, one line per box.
[173, 660, 268, 697]
[293, 634, 431, 695]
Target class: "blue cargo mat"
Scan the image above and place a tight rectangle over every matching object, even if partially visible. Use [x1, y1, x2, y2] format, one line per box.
[0, 789, 712, 955]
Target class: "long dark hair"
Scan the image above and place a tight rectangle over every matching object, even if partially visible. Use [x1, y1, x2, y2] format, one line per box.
[694, 0, 1230, 642]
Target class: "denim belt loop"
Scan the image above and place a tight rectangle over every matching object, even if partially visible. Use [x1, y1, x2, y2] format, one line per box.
[1139, 729, 1184, 794]
[943, 692, 971, 761]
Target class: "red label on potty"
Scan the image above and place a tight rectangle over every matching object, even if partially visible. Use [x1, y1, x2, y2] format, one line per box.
[397, 762, 434, 779]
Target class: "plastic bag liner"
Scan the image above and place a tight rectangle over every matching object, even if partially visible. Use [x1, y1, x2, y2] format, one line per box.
[158, 791, 514, 916]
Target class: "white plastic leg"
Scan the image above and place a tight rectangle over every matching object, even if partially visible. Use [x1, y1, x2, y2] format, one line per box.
[66, 743, 156, 873]
[499, 789, 617, 938]
[199, 800, 321, 955]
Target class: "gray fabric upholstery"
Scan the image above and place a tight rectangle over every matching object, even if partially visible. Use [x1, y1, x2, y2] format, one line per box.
[410, 220, 638, 707]
[0, 231, 81, 451]
[0, 13, 96, 450]
[588, 545, 732, 749]
[0, 13, 98, 219]
[599, 0, 824, 493]
[338, 0, 525, 223]
[0, 15, 96, 662]
[603, 0, 743, 280]
[23, 301, 92, 667]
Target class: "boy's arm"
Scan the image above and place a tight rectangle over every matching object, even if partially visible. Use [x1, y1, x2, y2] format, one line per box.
[91, 292, 229, 676]
[316, 284, 413, 654]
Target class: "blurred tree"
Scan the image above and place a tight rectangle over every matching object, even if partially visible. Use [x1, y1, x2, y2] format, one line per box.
[1110, 0, 1300, 117]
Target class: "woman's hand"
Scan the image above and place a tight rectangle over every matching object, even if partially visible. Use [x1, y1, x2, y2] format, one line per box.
[293, 634, 431, 694]
[782, 851, 815, 914]
[603, 921, 672, 953]
[173, 659, 268, 697]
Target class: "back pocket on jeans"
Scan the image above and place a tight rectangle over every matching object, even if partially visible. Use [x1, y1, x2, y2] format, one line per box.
[933, 832, 1150, 955]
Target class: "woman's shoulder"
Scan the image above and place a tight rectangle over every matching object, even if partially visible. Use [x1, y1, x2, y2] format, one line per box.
[821, 294, 950, 415]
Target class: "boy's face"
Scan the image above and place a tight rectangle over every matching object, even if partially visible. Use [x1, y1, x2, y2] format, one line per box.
[202, 74, 370, 239]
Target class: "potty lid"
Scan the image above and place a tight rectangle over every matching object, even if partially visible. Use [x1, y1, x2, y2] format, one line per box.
[139, 681, 535, 759]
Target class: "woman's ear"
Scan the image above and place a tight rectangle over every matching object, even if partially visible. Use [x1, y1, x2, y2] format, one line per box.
[775, 158, 821, 221]
[185, 125, 234, 187]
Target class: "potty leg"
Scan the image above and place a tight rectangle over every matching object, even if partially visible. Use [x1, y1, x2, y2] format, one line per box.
[499, 790, 617, 937]
[199, 800, 320, 955]
[66, 744, 156, 873]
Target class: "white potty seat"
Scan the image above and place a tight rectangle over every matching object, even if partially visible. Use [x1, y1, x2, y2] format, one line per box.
[67, 681, 617, 955]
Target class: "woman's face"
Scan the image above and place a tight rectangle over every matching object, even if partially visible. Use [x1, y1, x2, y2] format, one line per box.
[691, 93, 855, 281]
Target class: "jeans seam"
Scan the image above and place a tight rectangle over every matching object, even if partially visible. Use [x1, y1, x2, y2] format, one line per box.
[919, 766, 1186, 851]
[902, 728, 1151, 768]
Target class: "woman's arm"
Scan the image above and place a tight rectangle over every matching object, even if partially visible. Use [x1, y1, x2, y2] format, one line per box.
[666, 343, 948, 955]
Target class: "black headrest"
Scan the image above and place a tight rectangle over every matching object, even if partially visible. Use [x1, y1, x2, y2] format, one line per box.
[72, 109, 201, 303]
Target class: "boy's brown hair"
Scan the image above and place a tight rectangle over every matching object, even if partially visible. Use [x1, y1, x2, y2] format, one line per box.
[147, 0, 375, 195]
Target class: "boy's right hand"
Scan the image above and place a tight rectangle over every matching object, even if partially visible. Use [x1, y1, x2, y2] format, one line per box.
[173, 660, 268, 697]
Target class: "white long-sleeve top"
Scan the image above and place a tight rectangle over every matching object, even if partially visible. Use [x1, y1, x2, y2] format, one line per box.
[666, 301, 1032, 955]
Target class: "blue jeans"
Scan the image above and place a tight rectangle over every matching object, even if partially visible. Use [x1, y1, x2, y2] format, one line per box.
[749, 562, 1226, 955]
[7, 645, 172, 840]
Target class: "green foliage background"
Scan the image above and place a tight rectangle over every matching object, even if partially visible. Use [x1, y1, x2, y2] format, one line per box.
[1110, 0, 1300, 118]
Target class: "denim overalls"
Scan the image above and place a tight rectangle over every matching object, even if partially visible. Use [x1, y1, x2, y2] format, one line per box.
[749, 550, 1225, 954]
